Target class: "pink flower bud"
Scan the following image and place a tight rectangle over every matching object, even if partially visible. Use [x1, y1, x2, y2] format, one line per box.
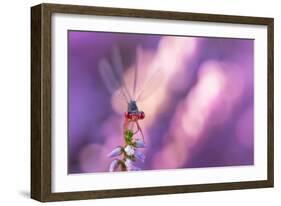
[134, 139, 145, 148]
[124, 158, 140, 171]
[107, 146, 122, 157]
[134, 150, 145, 162]
[109, 159, 119, 172]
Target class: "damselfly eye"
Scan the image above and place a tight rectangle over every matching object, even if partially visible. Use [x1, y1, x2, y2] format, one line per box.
[140, 112, 145, 119]
[125, 112, 131, 119]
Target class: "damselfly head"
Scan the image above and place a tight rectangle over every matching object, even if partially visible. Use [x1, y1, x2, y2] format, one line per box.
[126, 100, 145, 120]
[128, 100, 139, 113]
[139, 111, 145, 119]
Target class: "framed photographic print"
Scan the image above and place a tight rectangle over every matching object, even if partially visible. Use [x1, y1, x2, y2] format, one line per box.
[31, 3, 274, 202]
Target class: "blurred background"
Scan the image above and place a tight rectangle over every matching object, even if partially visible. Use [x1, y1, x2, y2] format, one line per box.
[68, 30, 254, 174]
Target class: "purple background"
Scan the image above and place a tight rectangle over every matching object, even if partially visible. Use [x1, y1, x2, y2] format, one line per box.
[68, 31, 254, 174]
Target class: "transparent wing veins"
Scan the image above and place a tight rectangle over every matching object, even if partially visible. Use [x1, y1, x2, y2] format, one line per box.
[112, 46, 133, 101]
[98, 58, 130, 103]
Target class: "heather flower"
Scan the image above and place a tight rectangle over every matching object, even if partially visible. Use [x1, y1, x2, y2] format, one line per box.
[134, 150, 145, 162]
[124, 145, 135, 156]
[108, 129, 145, 172]
[134, 139, 145, 148]
[109, 159, 119, 172]
[124, 158, 140, 171]
[107, 146, 123, 157]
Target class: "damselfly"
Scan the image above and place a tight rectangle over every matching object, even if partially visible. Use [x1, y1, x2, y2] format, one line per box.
[98, 45, 161, 171]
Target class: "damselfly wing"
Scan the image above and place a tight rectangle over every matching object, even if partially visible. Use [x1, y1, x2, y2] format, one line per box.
[98, 45, 162, 171]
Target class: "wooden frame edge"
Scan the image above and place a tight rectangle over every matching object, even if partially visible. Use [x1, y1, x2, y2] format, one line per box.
[31, 4, 43, 201]
[267, 18, 274, 188]
[42, 180, 272, 202]
[31, 3, 53, 202]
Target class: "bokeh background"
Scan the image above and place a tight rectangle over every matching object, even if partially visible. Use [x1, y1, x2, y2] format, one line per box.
[68, 30, 254, 174]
